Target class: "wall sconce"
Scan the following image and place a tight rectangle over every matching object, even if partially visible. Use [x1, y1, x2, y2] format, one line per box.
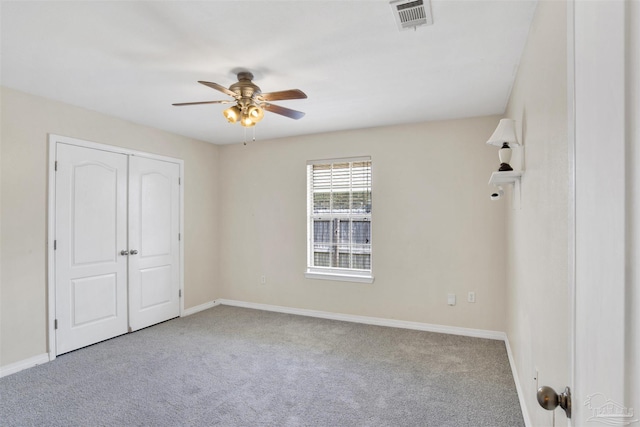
[486, 118, 523, 208]
[486, 118, 520, 171]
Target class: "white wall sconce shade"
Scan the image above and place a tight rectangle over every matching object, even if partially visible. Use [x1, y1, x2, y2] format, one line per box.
[486, 118, 519, 147]
[487, 118, 520, 172]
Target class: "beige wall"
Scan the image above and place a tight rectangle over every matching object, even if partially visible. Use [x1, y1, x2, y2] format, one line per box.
[1, 84, 509, 370]
[504, 2, 569, 426]
[1, 86, 507, 368]
[0, 87, 220, 367]
[218, 117, 508, 331]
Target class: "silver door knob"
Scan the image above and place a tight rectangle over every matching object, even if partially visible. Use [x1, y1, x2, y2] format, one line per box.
[120, 250, 129, 256]
[130, 249, 138, 255]
[537, 386, 571, 418]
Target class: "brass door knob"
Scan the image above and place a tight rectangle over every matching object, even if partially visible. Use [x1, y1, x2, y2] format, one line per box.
[537, 386, 571, 418]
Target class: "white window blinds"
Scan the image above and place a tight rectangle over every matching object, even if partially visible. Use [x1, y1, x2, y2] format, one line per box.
[307, 157, 372, 276]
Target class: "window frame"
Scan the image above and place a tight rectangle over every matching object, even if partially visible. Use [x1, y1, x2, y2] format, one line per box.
[305, 157, 374, 283]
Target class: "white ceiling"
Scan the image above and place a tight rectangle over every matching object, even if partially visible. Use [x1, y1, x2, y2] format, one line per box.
[1, 1, 537, 145]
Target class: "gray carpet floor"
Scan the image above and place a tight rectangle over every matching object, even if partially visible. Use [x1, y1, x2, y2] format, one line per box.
[0, 305, 524, 426]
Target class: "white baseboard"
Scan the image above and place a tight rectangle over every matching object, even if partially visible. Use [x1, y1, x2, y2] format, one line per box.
[504, 335, 532, 427]
[182, 300, 220, 316]
[217, 299, 530, 423]
[0, 353, 50, 378]
[217, 299, 506, 340]
[2, 300, 219, 378]
[1, 300, 529, 427]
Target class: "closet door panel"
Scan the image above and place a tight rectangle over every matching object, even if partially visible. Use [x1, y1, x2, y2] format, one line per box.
[55, 143, 128, 355]
[128, 156, 180, 331]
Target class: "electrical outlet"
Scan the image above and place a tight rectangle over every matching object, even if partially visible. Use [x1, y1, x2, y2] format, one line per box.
[260, 275, 266, 285]
[447, 293, 456, 306]
[468, 291, 476, 303]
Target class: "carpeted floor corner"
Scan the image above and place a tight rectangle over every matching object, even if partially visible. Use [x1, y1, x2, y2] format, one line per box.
[0, 305, 524, 426]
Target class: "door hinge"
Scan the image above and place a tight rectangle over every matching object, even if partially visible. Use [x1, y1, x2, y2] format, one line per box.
[179, 289, 182, 298]
[178, 233, 181, 241]
[54, 161, 58, 171]
[178, 177, 181, 185]
[54, 319, 58, 330]
[54, 240, 57, 250]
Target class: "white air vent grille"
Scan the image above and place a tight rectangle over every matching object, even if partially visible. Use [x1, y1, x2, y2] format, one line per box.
[390, 0, 433, 31]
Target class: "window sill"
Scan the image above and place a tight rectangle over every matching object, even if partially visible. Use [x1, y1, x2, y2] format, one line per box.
[305, 271, 374, 284]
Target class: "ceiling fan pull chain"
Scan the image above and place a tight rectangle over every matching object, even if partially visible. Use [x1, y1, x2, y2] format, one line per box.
[243, 127, 247, 146]
[252, 126, 256, 142]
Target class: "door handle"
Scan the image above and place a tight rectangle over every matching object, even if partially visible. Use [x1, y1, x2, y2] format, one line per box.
[537, 386, 571, 418]
[120, 250, 129, 256]
[130, 249, 138, 255]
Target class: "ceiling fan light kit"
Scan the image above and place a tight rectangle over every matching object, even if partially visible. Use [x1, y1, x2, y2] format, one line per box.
[247, 105, 264, 122]
[223, 105, 241, 124]
[173, 71, 307, 131]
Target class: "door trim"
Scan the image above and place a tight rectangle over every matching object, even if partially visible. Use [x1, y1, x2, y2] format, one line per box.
[47, 134, 185, 361]
[572, 2, 629, 424]
[567, 1, 576, 426]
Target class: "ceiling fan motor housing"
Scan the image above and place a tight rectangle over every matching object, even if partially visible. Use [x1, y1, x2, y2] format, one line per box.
[230, 72, 262, 100]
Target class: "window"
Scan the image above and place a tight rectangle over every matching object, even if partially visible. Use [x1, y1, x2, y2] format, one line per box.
[306, 157, 373, 283]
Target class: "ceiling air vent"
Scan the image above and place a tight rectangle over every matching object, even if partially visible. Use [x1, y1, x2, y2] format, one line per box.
[390, 0, 433, 31]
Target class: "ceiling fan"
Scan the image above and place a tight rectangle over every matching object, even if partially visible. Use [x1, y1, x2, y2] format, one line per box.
[173, 71, 307, 128]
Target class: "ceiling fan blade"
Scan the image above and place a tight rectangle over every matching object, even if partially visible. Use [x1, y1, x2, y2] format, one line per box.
[263, 103, 305, 120]
[172, 100, 234, 106]
[198, 81, 238, 98]
[260, 89, 307, 101]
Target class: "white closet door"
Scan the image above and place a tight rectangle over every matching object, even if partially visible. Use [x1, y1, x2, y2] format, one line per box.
[55, 144, 129, 355]
[128, 156, 180, 331]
